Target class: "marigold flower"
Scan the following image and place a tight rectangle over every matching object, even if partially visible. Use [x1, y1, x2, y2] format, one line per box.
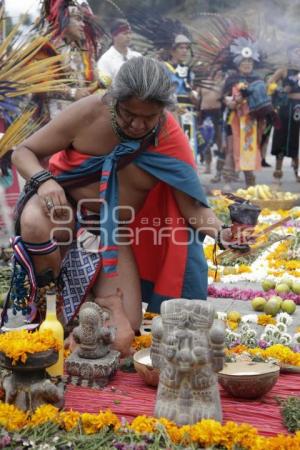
[0, 402, 28, 431]
[129, 415, 157, 434]
[59, 410, 80, 431]
[0, 330, 61, 365]
[131, 335, 152, 350]
[30, 404, 59, 426]
[257, 315, 276, 326]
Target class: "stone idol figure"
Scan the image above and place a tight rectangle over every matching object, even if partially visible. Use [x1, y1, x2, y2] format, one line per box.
[151, 299, 225, 426]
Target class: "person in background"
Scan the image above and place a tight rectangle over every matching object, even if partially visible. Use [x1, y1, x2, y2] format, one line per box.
[164, 34, 199, 160]
[198, 70, 224, 178]
[97, 19, 141, 86]
[38, 0, 104, 120]
[268, 45, 300, 183]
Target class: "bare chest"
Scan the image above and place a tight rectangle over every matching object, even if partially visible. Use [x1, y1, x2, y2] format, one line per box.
[67, 163, 158, 219]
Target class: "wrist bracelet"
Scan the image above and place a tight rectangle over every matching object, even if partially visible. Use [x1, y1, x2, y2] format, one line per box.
[24, 170, 54, 194]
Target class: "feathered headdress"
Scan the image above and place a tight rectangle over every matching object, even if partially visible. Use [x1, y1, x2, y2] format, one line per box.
[195, 16, 264, 73]
[128, 8, 192, 59]
[39, 0, 105, 57]
[0, 19, 73, 124]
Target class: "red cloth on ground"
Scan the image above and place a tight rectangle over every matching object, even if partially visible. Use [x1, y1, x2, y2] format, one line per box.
[65, 371, 300, 437]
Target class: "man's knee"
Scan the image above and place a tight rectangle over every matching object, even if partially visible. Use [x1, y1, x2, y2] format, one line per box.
[20, 203, 49, 240]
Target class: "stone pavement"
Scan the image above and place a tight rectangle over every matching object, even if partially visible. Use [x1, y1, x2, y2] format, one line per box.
[200, 154, 300, 196]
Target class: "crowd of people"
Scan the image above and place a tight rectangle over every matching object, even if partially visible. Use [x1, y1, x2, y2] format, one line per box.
[0, 0, 299, 356]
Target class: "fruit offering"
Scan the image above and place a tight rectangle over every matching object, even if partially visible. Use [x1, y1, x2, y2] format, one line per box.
[235, 185, 298, 201]
[251, 295, 296, 316]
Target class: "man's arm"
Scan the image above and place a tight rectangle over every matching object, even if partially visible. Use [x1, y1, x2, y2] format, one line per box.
[173, 189, 231, 247]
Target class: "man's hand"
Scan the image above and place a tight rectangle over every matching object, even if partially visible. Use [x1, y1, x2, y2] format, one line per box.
[37, 179, 68, 219]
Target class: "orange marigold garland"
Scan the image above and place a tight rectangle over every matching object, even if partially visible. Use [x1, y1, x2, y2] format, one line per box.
[0, 329, 61, 365]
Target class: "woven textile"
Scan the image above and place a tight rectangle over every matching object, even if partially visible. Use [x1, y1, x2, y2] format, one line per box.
[65, 371, 300, 437]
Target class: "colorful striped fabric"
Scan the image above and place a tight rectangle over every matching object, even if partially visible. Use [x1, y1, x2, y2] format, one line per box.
[65, 371, 299, 437]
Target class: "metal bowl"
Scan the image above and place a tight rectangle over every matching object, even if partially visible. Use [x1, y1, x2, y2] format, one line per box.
[133, 348, 159, 387]
[218, 361, 280, 399]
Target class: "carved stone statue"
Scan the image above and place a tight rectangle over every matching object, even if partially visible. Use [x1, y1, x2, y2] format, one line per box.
[73, 303, 114, 359]
[151, 299, 225, 426]
[65, 302, 120, 387]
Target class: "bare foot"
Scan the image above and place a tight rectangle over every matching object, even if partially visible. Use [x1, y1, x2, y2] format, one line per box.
[95, 288, 134, 357]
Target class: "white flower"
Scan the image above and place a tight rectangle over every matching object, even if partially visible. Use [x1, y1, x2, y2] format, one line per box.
[241, 324, 251, 333]
[279, 333, 292, 345]
[276, 313, 293, 326]
[241, 314, 258, 324]
[246, 329, 257, 339]
[276, 323, 287, 333]
[293, 333, 300, 344]
[265, 325, 277, 334]
[273, 330, 282, 340]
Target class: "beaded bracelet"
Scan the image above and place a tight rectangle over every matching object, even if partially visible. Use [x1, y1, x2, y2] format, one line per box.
[24, 170, 54, 194]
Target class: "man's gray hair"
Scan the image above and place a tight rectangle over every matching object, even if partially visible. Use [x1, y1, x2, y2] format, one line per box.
[109, 56, 176, 109]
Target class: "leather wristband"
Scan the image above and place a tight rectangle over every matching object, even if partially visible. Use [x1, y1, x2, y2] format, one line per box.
[24, 170, 54, 194]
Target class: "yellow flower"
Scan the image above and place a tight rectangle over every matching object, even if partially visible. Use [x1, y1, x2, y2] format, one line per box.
[0, 329, 61, 365]
[81, 413, 100, 435]
[248, 344, 300, 366]
[189, 419, 224, 447]
[59, 410, 80, 431]
[227, 320, 239, 330]
[96, 410, 120, 431]
[129, 415, 158, 434]
[226, 345, 248, 355]
[30, 404, 59, 426]
[265, 432, 300, 450]
[143, 312, 159, 320]
[267, 82, 278, 96]
[81, 410, 120, 434]
[157, 417, 183, 444]
[132, 335, 152, 351]
[0, 402, 28, 431]
[257, 315, 276, 326]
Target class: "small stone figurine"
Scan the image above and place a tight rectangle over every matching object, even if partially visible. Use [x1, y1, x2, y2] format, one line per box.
[73, 303, 114, 359]
[151, 299, 225, 426]
[65, 302, 120, 387]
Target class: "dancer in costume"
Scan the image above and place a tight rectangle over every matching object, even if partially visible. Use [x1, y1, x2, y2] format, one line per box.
[197, 17, 272, 188]
[128, 10, 207, 161]
[0, 6, 74, 232]
[198, 70, 224, 178]
[97, 19, 141, 86]
[4, 58, 232, 356]
[268, 45, 300, 183]
[164, 34, 199, 161]
[38, 0, 104, 119]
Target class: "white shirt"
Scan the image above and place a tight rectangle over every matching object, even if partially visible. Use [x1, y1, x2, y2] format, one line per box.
[97, 46, 141, 85]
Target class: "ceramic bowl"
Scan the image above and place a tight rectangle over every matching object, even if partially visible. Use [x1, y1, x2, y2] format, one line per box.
[133, 348, 159, 387]
[218, 361, 280, 399]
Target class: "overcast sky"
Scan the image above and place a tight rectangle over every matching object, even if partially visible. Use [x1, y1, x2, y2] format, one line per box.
[5, 0, 39, 20]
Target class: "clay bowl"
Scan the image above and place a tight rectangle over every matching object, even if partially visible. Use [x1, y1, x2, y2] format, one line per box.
[0, 350, 58, 371]
[133, 348, 159, 387]
[218, 361, 280, 399]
